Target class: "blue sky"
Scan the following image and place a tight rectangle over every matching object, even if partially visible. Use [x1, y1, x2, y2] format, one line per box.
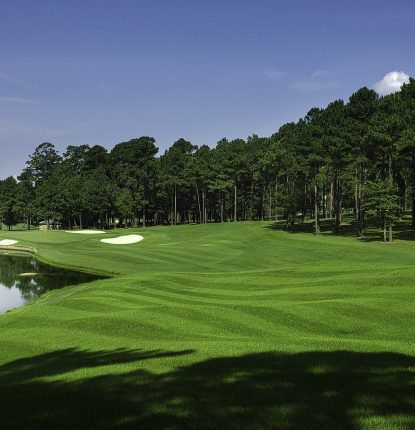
[1, 0, 414, 176]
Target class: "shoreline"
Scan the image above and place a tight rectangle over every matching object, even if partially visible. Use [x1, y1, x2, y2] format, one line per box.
[0, 245, 114, 278]
[0, 245, 37, 255]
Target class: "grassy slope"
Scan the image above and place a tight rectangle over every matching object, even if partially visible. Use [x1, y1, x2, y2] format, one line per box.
[0, 222, 414, 429]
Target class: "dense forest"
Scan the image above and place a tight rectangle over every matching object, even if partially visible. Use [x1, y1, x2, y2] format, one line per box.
[1, 79, 415, 241]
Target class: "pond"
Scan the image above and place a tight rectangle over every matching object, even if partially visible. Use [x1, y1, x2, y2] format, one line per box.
[0, 254, 102, 314]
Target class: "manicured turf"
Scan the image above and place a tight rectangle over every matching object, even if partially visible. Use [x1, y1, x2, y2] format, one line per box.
[0, 221, 414, 429]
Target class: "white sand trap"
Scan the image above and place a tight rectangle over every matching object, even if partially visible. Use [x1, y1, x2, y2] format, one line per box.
[65, 230, 106, 235]
[101, 234, 143, 245]
[0, 239, 18, 246]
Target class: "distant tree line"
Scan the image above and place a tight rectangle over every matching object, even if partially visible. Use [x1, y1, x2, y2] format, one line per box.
[1, 79, 415, 242]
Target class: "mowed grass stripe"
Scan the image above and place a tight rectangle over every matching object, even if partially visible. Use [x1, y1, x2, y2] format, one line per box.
[1, 221, 415, 429]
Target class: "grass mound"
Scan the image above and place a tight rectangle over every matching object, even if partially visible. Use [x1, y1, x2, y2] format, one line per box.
[1, 221, 414, 429]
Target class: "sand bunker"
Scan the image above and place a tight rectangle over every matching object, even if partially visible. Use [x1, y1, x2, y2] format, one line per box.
[65, 230, 106, 235]
[0, 239, 18, 246]
[101, 234, 143, 245]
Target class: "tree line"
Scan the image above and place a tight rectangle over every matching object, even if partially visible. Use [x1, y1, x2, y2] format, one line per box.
[1, 79, 415, 242]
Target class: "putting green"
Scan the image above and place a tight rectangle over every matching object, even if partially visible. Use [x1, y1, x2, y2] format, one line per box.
[0, 221, 414, 429]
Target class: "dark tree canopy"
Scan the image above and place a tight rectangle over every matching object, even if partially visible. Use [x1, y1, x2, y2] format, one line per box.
[1, 79, 415, 241]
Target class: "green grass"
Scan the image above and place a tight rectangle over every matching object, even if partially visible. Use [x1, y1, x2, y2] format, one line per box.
[1, 221, 414, 429]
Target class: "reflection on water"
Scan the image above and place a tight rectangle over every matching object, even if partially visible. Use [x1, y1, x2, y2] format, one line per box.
[0, 254, 102, 314]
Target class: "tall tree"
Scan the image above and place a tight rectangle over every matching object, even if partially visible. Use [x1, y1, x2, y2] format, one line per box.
[161, 138, 196, 225]
[0, 177, 18, 230]
[347, 87, 379, 237]
[365, 176, 399, 243]
[399, 78, 415, 226]
[110, 137, 158, 227]
[323, 100, 350, 233]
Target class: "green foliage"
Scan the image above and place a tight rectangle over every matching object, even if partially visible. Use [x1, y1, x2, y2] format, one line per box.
[365, 176, 400, 220]
[0, 176, 18, 229]
[2, 80, 415, 234]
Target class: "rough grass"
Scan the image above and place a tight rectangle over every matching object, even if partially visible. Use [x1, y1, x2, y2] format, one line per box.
[0, 221, 414, 429]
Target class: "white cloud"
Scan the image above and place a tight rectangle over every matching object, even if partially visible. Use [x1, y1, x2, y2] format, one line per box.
[0, 96, 37, 104]
[292, 70, 338, 91]
[310, 70, 332, 78]
[266, 69, 288, 80]
[374, 71, 410, 96]
[0, 73, 26, 86]
[292, 80, 338, 91]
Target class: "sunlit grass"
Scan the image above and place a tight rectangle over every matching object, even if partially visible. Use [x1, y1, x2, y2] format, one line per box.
[1, 220, 414, 429]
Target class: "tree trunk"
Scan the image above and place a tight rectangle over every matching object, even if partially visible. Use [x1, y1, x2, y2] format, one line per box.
[202, 187, 206, 224]
[196, 183, 202, 223]
[204, 187, 207, 224]
[285, 174, 290, 230]
[275, 176, 278, 221]
[249, 174, 254, 221]
[314, 182, 319, 236]
[358, 166, 365, 237]
[220, 193, 224, 223]
[322, 181, 327, 219]
[412, 152, 415, 227]
[234, 183, 237, 222]
[142, 192, 146, 228]
[170, 196, 174, 226]
[412, 196, 415, 228]
[302, 182, 307, 224]
[354, 167, 358, 220]
[359, 189, 364, 237]
[174, 185, 177, 225]
[389, 221, 393, 243]
[332, 172, 343, 234]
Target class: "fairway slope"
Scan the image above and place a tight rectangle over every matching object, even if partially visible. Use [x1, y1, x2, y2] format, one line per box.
[0, 221, 414, 429]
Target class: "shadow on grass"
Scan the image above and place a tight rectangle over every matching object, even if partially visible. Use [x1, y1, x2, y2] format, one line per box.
[266, 217, 415, 243]
[1, 349, 414, 429]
